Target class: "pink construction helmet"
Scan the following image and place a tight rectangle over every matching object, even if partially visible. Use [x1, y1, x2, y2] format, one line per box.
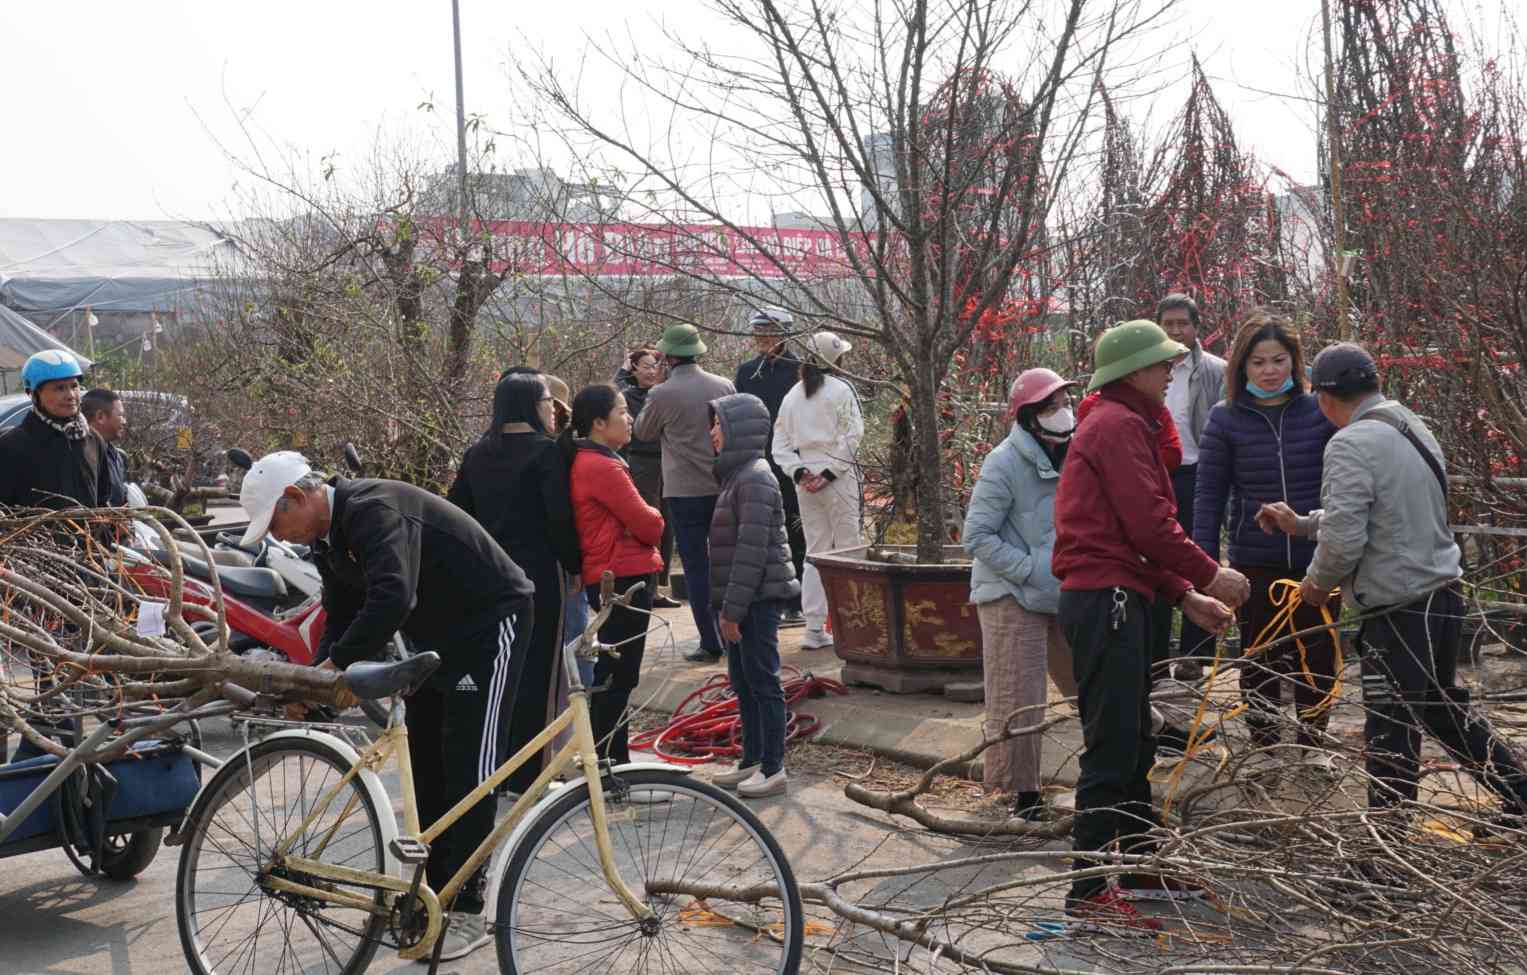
[1006, 368, 1078, 421]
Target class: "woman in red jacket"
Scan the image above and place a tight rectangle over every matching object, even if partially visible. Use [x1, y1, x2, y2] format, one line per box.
[565, 384, 666, 763]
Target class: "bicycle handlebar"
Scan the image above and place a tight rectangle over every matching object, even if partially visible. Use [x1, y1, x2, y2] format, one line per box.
[562, 571, 647, 690]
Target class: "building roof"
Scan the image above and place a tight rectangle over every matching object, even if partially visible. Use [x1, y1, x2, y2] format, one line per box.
[0, 219, 242, 323]
[0, 302, 91, 368]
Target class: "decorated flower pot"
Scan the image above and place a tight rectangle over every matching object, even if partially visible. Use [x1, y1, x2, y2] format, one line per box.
[808, 544, 982, 693]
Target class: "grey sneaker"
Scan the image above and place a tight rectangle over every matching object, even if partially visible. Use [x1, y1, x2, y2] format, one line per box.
[436, 911, 490, 961]
[711, 763, 761, 790]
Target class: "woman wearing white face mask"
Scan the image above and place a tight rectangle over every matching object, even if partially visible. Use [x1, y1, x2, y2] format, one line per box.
[961, 369, 1080, 820]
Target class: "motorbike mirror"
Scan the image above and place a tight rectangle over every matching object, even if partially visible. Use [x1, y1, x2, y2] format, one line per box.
[226, 447, 254, 471]
[343, 442, 363, 474]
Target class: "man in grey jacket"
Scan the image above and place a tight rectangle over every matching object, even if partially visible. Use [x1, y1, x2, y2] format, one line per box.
[633, 322, 736, 661]
[1158, 293, 1226, 678]
[1259, 343, 1527, 822]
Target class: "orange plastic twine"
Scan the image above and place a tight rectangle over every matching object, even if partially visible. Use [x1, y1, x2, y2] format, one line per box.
[1156, 578, 1343, 816]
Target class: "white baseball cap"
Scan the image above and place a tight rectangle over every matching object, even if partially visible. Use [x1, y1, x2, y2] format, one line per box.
[805, 331, 852, 366]
[239, 450, 313, 547]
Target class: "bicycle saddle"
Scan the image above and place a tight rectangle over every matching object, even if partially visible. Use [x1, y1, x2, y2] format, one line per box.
[342, 652, 441, 700]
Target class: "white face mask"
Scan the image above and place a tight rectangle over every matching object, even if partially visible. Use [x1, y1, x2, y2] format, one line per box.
[1036, 406, 1075, 436]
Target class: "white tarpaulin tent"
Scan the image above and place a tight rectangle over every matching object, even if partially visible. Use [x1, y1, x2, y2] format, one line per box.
[0, 303, 91, 369]
[0, 220, 242, 328]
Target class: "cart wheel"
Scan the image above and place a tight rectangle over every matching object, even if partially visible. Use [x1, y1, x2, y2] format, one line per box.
[99, 828, 164, 881]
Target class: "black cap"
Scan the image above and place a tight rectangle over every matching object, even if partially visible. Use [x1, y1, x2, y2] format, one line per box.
[1310, 342, 1378, 393]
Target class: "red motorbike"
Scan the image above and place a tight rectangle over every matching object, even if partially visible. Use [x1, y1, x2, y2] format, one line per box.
[119, 545, 326, 665]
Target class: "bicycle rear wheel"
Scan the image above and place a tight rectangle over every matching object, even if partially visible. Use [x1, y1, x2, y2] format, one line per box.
[176, 737, 388, 975]
[495, 768, 803, 974]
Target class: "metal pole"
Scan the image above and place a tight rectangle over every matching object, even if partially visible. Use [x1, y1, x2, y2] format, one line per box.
[452, 0, 470, 241]
[1321, 0, 1351, 340]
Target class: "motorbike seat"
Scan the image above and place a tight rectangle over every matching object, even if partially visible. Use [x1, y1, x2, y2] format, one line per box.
[152, 548, 289, 603]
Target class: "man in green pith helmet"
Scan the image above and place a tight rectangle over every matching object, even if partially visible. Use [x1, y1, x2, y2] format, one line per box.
[633, 323, 736, 662]
[1051, 320, 1248, 931]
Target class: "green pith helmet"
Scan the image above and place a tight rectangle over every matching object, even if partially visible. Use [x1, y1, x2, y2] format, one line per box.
[1087, 319, 1188, 392]
[656, 323, 708, 358]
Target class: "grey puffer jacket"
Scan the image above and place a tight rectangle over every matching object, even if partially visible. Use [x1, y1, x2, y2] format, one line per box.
[708, 393, 801, 623]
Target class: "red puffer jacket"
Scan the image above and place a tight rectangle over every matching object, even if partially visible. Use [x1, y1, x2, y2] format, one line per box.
[1053, 383, 1218, 602]
[570, 441, 665, 585]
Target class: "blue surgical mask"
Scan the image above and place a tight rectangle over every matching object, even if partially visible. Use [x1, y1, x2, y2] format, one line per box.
[1245, 377, 1295, 399]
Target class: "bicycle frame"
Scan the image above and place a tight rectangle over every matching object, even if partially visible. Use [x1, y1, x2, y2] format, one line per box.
[259, 582, 654, 962]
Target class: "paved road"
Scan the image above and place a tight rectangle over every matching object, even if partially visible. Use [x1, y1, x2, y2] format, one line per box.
[0, 715, 1031, 975]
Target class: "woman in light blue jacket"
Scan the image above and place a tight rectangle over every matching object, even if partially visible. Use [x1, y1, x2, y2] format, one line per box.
[962, 369, 1080, 820]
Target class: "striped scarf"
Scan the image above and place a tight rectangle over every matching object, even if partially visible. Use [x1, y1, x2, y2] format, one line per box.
[33, 406, 89, 441]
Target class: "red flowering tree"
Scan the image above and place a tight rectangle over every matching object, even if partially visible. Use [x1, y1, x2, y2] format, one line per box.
[1328, 0, 1526, 516]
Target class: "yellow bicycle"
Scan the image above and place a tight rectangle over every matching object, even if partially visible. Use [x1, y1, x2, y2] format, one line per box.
[172, 577, 803, 974]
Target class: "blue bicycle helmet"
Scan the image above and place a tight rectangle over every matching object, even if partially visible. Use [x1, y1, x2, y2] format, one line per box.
[21, 349, 84, 393]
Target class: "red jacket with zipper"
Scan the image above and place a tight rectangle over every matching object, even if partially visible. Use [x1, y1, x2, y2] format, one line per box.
[1077, 389, 1182, 471]
[1053, 382, 1218, 603]
[570, 441, 665, 585]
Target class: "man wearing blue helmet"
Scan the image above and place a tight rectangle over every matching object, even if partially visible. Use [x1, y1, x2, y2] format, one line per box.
[0, 350, 113, 511]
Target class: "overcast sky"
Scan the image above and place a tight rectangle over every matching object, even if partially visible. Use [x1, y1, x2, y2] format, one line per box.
[0, 0, 1435, 223]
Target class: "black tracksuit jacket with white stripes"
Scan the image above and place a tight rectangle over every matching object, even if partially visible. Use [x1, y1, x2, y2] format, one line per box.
[315, 477, 534, 671]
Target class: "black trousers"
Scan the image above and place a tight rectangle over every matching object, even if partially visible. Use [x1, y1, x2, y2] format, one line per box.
[586, 573, 655, 764]
[1238, 564, 1339, 747]
[502, 556, 567, 794]
[770, 459, 806, 613]
[405, 608, 529, 914]
[1060, 587, 1159, 900]
[1359, 584, 1527, 812]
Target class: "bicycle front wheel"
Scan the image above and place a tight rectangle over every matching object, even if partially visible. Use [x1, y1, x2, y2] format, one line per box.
[495, 768, 803, 974]
[176, 737, 388, 975]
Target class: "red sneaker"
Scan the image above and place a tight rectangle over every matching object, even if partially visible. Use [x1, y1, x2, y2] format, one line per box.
[1064, 887, 1164, 936]
[1117, 872, 1211, 902]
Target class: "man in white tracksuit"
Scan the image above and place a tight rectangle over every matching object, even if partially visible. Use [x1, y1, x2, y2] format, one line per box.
[771, 331, 863, 649]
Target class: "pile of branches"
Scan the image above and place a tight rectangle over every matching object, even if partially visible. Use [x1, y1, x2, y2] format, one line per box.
[778, 573, 1527, 972]
[0, 505, 346, 760]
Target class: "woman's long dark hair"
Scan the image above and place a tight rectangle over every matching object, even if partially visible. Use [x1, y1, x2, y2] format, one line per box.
[800, 356, 836, 398]
[559, 383, 623, 465]
[492, 370, 552, 437]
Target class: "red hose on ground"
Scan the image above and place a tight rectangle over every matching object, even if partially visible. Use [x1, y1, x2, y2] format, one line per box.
[629, 664, 848, 765]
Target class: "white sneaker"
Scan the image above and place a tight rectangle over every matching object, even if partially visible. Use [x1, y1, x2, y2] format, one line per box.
[436, 911, 490, 961]
[711, 763, 760, 790]
[624, 789, 674, 804]
[801, 628, 833, 649]
[737, 769, 788, 798]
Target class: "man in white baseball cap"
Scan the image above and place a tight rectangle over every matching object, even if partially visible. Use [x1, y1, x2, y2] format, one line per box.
[238, 450, 314, 548]
[236, 449, 535, 961]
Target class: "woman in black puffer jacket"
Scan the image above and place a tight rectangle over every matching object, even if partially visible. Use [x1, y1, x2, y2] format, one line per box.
[1193, 312, 1339, 754]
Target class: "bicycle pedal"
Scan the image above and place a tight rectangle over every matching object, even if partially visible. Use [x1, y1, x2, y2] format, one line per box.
[390, 836, 431, 864]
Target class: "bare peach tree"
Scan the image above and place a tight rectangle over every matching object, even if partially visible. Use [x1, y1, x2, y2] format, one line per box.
[527, 0, 1182, 561]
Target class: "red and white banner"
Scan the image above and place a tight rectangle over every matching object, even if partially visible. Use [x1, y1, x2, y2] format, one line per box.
[429, 219, 865, 279]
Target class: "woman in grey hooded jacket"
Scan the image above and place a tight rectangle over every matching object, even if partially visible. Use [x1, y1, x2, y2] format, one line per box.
[962, 369, 1080, 819]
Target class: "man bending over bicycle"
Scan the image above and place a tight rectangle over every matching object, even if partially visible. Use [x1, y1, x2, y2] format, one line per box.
[239, 450, 535, 961]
